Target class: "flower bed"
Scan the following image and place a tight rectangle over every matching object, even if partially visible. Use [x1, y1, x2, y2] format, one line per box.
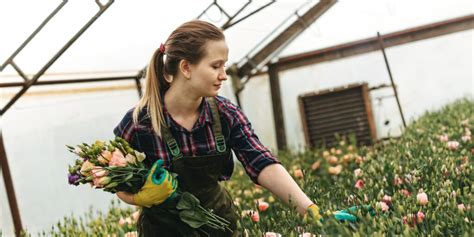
[24, 99, 473, 236]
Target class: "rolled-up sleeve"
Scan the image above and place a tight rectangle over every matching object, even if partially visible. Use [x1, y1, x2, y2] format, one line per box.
[226, 101, 280, 184]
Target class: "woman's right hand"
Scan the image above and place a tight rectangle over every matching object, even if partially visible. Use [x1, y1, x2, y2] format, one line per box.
[133, 160, 178, 208]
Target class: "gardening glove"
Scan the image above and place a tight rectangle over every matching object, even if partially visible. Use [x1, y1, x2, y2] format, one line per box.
[332, 205, 375, 222]
[134, 159, 178, 208]
[305, 204, 359, 223]
[304, 203, 323, 223]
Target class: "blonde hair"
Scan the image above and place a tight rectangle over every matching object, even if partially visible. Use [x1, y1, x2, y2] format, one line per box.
[132, 20, 225, 136]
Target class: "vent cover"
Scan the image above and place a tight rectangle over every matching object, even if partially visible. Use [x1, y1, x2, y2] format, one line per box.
[298, 83, 377, 147]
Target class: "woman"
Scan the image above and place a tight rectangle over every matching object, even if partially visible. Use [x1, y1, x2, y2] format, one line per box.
[113, 20, 321, 236]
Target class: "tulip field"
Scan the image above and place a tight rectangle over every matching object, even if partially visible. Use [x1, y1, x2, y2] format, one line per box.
[22, 99, 473, 236]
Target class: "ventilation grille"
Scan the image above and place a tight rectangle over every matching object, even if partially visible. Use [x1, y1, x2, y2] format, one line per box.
[298, 83, 376, 147]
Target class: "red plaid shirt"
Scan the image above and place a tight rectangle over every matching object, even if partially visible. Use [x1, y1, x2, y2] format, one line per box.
[113, 96, 280, 183]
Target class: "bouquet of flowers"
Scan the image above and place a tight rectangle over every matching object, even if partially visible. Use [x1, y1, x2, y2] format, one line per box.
[66, 137, 231, 235]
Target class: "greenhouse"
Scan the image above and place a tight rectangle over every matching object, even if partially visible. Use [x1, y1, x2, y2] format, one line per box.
[0, 0, 472, 236]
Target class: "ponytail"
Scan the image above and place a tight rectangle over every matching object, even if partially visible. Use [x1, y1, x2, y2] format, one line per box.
[132, 48, 168, 137]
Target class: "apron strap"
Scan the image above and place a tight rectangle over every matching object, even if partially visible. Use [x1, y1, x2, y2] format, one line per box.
[207, 97, 227, 153]
[162, 97, 227, 160]
[161, 125, 183, 159]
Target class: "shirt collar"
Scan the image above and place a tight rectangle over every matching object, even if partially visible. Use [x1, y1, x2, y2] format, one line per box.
[162, 97, 213, 132]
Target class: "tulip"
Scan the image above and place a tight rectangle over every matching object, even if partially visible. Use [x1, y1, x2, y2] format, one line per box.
[328, 165, 342, 175]
[118, 217, 126, 226]
[461, 135, 471, 142]
[264, 232, 281, 237]
[124, 231, 137, 237]
[311, 161, 321, 171]
[378, 201, 389, 212]
[132, 210, 140, 222]
[250, 211, 260, 222]
[328, 156, 338, 165]
[355, 179, 365, 189]
[382, 194, 392, 204]
[258, 201, 269, 212]
[417, 211, 425, 223]
[458, 203, 466, 211]
[354, 168, 362, 177]
[417, 192, 429, 206]
[447, 141, 459, 150]
[294, 169, 304, 179]
[439, 134, 449, 142]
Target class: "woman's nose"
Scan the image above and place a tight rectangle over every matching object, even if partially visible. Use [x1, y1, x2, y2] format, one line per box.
[219, 69, 227, 81]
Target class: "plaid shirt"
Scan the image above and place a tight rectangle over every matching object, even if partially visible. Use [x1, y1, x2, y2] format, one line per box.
[113, 95, 280, 184]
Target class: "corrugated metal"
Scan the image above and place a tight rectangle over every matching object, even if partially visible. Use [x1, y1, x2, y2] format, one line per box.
[298, 83, 377, 147]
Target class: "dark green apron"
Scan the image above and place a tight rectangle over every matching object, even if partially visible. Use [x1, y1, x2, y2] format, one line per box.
[138, 97, 238, 237]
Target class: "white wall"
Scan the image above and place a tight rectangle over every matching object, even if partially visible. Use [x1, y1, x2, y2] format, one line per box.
[234, 30, 473, 151]
[0, 86, 138, 236]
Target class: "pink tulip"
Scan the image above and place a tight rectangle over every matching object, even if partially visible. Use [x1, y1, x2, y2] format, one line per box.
[394, 176, 403, 186]
[378, 201, 389, 212]
[250, 211, 260, 222]
[447, 141, 459, 150]
[299, 233, 316, 237]
[311, 161, 321, 171]
[118, 217, 126, 226]
[124, 231, 137, 237]
[439, 134, 449, 142]
[355, 179, 365, 189]
[458, 203, 466, 211]
[109, 150, 127, 167]
[417, 211, 425, 223]
[328, 156, 338, 165]
[328, 165, 342, 175]
[258, 201, 270, 212]
[417, 192, 429, 206]
[294, 169, 304, 179]
[132, 210, 140, 222]
[264, 232, 281, 237]
[382, 195, 392, 204]
[400, 189, 411, 197]
[461, 135, 471, 142]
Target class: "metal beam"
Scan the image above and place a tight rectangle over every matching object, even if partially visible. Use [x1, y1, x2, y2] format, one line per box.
[237, 0, 337, 79]
[268, 64, 287, 150]
[273, 14, 474, 71]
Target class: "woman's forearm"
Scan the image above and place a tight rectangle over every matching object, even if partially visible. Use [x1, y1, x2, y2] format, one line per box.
[116, 191, 136, 205]
[257, 163, 313, 215]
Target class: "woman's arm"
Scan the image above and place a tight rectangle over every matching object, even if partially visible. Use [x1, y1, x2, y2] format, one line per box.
[116, 191, 136, 205]
[257, 163, 314, 215]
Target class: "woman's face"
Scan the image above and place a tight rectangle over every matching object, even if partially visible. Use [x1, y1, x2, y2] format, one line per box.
[188, 39, 228, 97]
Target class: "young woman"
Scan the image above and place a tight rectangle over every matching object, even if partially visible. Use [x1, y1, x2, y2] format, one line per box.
[113, 20, 321, 236]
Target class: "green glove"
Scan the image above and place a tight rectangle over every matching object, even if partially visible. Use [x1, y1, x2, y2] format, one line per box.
[134, 160, 178, 208]
[332, 205, 375, 222]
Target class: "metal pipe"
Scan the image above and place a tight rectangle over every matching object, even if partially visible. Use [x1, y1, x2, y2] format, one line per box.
[377, 32, 407, 128]
[0, 0, 115, 115]
[0, 124, 23, 236]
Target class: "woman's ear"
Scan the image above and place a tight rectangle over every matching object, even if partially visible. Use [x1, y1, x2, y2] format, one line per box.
[179, 59, 192, 79]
